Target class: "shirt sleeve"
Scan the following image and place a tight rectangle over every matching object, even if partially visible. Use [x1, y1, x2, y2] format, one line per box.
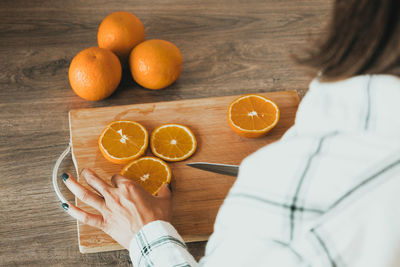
[129, 220, 198, 267]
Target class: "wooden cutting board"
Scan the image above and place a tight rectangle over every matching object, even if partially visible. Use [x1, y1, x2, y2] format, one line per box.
[69, 90, 300, 253]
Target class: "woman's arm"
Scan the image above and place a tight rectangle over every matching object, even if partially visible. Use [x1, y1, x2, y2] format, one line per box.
[129, 220, 197, 266]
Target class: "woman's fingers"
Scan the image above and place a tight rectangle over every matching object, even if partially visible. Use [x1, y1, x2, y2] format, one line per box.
[64, 202, 104, 229]
[81, 168, 112, 197]
[110, 174, 130, 188]
[156, 183, 171, 199]
[63, 173, 105, 211]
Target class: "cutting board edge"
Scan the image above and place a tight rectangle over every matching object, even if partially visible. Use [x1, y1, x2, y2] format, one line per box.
[68, 90, 299, 116]
[79, 242, 123, 254]
[68, 110, 80, 174]
[78, 233, 211, 254]
[68, 110, 74, 148]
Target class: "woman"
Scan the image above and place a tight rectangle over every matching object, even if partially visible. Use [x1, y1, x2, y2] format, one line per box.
[61, 0, 400, 266]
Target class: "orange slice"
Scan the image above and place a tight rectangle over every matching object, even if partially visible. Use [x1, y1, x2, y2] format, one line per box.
[121, 156, 171, 195]
[150, 124, 197, 162]
[98, 120, 148, 164]
[228, 94, 280, 138]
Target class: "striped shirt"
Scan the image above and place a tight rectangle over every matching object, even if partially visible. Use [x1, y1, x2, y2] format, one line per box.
[129, 74, 400, 267]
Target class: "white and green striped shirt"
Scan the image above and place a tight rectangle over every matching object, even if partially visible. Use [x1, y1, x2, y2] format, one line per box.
[130, 74, 400, 267]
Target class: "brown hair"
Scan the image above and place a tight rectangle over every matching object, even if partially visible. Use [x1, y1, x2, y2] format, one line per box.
[296, 0, 400, 81]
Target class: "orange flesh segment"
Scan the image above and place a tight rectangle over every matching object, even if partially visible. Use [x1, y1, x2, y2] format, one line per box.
[122, 157, 171, 195]
[151, 124, 196, 161]
[153, 127, 192, 157]
[100, 121, 147, 161]
[230, 95, 278, 130]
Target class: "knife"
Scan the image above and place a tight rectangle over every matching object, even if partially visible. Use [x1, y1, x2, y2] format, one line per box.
[186, 162, 239, 177]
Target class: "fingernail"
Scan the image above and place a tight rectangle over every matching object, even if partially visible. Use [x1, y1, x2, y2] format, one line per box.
[62, 203, 69, 211]
[62, 173, 69, 181]
[167, 183, 172, 192]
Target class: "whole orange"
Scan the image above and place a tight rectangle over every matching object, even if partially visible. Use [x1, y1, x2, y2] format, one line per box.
[97, 11, 145, 61]
[129, 39, 183, 90]
[68, 47, 122, 101]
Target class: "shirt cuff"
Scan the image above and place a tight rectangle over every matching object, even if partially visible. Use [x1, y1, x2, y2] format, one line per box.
[129, 220, 197, 267]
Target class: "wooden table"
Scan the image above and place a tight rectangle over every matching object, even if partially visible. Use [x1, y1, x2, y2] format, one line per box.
[0, 0, 331, 265]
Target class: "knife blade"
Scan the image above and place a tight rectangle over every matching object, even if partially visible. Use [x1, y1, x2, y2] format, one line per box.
[186, 162, 239, 177]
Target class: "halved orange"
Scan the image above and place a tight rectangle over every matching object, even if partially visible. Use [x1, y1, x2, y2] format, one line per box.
[121, 156, 171, 195]
[150, 124, 197, 162]
[98, 120, 148, 164]
[228, 94, 280, 138]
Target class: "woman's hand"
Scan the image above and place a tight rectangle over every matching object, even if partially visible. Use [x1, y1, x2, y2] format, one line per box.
[61, 168, 172, 249]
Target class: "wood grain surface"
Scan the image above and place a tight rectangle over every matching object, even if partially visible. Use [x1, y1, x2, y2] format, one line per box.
[0, 0, 332, 265]
[70, 91, 299, 253]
